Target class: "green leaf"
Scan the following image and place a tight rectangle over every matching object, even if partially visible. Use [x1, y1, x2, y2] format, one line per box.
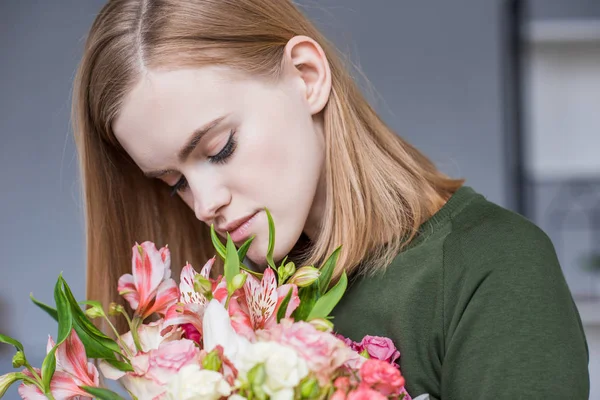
[265, 208, 276, 270]
[292, 282, 319, 321]
[317, 246, 342, 294]
[30, 293, 58, 322]
[41, 275, 75, 392]
[210, 224, 227, 260]
[41, 347, 57, 393]
[104, 359, 134, 372]
[224, 234, 240, 285]
[59, 276, 121, 360]
[237, 236, 255, 261]
[307, 272, 348, 320]
[55, 277, 73, 344]
[81, 386, 127, 400]
[0, 334, 24, 352]
[276, 286, 294, 323]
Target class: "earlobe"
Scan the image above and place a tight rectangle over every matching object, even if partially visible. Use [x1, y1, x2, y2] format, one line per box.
[284, 35, 332, 115]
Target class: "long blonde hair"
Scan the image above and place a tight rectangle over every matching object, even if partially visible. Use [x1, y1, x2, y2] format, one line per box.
[72, 0, 463, 329]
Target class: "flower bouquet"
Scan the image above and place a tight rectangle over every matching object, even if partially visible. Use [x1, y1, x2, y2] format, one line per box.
[1, 210, 424, 400]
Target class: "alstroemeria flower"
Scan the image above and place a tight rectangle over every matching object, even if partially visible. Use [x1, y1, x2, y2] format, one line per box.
[164, 257, 226, 335]
[18, 330, 100, 400]
[243, 268, 300, 330]
[203, 299, 251, 371]
[118, 241, 179, 318]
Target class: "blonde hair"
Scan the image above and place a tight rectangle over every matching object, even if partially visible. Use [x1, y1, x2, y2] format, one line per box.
[73, 0, 463, 330]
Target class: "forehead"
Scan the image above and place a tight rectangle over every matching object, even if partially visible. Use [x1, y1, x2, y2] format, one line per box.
[112, 67, 242, 169]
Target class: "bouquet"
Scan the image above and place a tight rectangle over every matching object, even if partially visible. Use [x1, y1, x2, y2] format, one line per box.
[1, 209, 425, 400]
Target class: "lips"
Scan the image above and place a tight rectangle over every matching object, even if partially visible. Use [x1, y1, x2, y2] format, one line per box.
[217, 212, 259, 242]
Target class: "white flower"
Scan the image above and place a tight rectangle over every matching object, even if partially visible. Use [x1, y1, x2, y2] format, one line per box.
[165, 364, 231, 400]
[228, 395, 248, 400]
[203, 299, 251, 370]
[269, 388, 295, 400]
[261, 342, 308, 395]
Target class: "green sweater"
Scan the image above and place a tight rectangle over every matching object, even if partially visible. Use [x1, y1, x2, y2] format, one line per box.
[331, 186, 589, 399]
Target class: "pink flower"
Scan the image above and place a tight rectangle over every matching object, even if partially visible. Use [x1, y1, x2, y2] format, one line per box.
[257, 319, 354, 385]
[164, 258, 216, 334]
[359, 359, 406, 396]
[145, 340, 200, 385]
[360, 335, 401, 366]
[100, 326, 199, 400]
[181, 323, 201, 344]
[118, 242, 179, 318]
[335, 334, 364, 353]
[330, 389, 348, 400]
[346, 384, 388, 400]
[243, 268, 300, 330]
[18, 330, 100, 400]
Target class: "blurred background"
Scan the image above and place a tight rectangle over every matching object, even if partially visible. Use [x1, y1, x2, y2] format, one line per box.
[0, 0, 598, 398]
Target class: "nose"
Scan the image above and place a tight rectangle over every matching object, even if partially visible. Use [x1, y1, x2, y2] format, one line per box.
[188, 176, 231, 223]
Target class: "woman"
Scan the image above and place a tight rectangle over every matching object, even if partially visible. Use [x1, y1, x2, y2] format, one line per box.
[72, 0, 589, 399]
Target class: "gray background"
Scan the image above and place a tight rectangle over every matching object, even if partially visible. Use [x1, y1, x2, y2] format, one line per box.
[0, 1, 597, 398]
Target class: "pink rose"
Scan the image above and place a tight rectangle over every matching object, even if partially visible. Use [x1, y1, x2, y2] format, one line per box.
[347, 384, 388, 400]
[360, 335, 400, 366]
[335, 334, 364, 353]
[359, 359, 406, 396]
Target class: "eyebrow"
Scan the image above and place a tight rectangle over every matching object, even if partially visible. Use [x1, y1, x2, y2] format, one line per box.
[143, 114, 229, 179]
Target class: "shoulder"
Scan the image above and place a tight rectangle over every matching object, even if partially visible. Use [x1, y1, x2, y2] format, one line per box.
[443, 193, 559, 276]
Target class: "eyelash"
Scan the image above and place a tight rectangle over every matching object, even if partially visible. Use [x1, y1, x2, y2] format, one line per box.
[169, 130, 237, 197]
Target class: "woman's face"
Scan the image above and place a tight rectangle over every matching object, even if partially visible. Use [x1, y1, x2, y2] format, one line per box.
[113, 56, 328, 267]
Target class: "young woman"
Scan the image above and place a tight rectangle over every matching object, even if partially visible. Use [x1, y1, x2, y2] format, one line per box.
[72, 1, 590, 398]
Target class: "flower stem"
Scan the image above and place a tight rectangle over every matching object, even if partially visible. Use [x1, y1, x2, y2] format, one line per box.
[103, 314, 134, 359]
[130, 317, 143, 353]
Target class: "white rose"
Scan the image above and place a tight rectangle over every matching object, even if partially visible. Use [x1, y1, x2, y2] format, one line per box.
[165, 364, 231, 400]
[269, 388, 295, 400]
[262, 342, 308, 394]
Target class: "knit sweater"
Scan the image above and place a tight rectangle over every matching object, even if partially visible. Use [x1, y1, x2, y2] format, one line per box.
[331, 186, 589, 399]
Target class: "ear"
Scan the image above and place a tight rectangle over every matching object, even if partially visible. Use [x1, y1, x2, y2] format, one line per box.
[283, 35, 332, 115]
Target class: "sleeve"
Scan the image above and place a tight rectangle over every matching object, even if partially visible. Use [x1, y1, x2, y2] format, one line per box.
[440, 217, 590, 400]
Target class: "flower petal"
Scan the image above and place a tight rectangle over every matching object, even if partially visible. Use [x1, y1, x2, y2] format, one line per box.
[132, 242, 167, 310]
[55, 329, 97, 387]
[203, 299, 251, 368]
[17, 383, 47, 400]
[275, 284, 300, 319]
[50, 370, 93, 399]
[163, 303, 205, 334]
[118, 273, 139, 311]
[243, 268, 277, 329]
[145, 278, 179, 317]
[200, 257, 216, 279]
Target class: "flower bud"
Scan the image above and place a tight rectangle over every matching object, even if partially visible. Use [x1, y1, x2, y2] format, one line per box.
[278, 261, 296, 283]
[231, 273, 247, 291]
[201, 349, 223, 372]
[309, 318, 334, 333]
[289, 266, 320, 287]
[85, 305, 105, 319]
[300, 377, 320, 398]
[108, 302, 124, 316]
[11, 351, 25, 368]
[194, 275, 213, 299]
[0, 373, 20, 397]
